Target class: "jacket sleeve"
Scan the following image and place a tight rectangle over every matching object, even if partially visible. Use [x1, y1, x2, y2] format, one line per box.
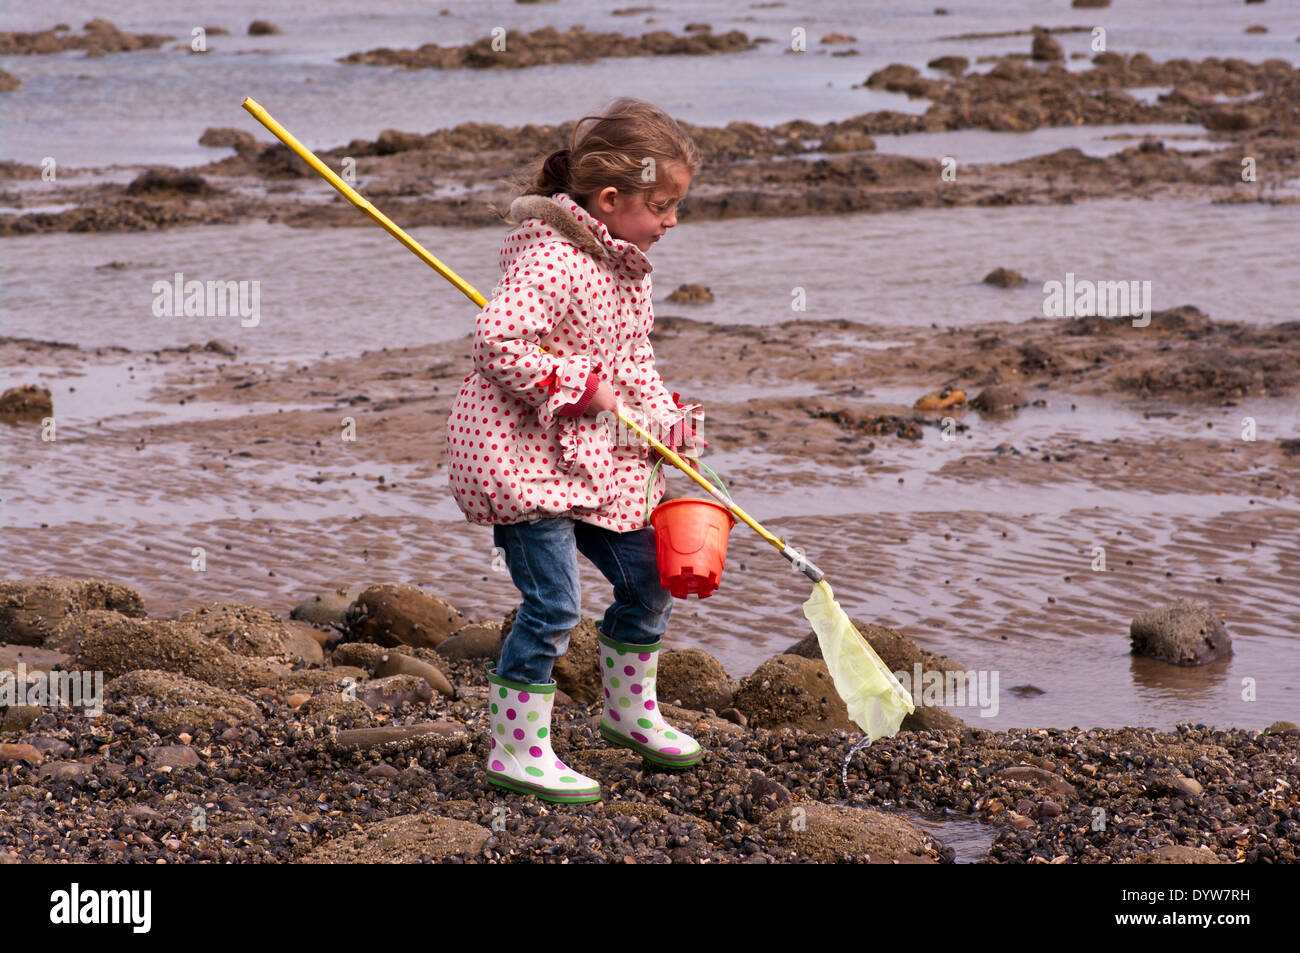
[472, 248, 596, 429]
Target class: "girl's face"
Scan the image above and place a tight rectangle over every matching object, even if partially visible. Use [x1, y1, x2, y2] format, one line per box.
[586, 160, 691, 254]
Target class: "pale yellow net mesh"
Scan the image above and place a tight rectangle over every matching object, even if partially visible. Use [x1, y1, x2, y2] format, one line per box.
[802, 580, 915, 742]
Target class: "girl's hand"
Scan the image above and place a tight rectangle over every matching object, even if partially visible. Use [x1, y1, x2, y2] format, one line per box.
[588, 379, 619, 416]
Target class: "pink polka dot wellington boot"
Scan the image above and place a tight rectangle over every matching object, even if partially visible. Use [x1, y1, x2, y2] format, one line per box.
[598, 634, 703, 768]
[485, 669, 602, 804]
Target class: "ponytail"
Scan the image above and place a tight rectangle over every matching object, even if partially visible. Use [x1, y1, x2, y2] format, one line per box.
[540, 148, 571, 193]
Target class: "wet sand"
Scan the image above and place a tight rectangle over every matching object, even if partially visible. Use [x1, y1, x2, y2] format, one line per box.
[4, 300, 1296, 730]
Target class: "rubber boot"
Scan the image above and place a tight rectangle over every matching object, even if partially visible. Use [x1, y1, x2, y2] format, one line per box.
[485, 669, 601, 804]
[598, 633, 703, 767]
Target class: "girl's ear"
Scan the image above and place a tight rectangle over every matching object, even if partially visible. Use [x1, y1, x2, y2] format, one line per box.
[594, 185, 621, 214]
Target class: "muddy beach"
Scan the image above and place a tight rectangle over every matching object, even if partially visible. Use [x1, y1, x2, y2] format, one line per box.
[3, 48, 1299, 236]
[3, 1, 1299, 870]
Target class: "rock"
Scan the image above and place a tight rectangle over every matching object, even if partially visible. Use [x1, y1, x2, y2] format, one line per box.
[820, 33, 857, 45]
[299, 692, 371, 726]
[982, 266, 1026, 288]
[287, 692, 310, 708]
[247, 20, 281, 36]
[657, 648, 737, 711]
[823, 132, 876, 153]
[328, 642, 389, 671]
[74, 612, 288, 689]
[106, 670, 262, 732]
[733, 655, 855, 732]
[124, 168, 213, 198]
[204, 339, 237, 357]
[373, 651, 454, 698]
[0, 69, 19, 93]
[344, 584, 465, 649]
[300, 814, 488, 863]
[927, 55, 968, 75]
[903, 706, 967, 732]
[866, 62, 919, 90]
[549, 616, 602, 704]
[36, 762, 92, 784]
[1130, 600, 1232, 665]
[1127, 845, 1223, 864]
[279, 667, 368, 694]
[759, 801, 938, 863]
[279, 621, 327, 666]
[23, 735, 72, 758]
[1203, 105, 1266, 132]
[1038, 800, 1063, 818]
[0, 576, 145, 647]
[375, 129, 427, 154]
[0, 384, 52, 419]
[913, 387, 966, 410]
[331, 722, 469, 753]
[720, 707, 747, 727]
[291, 585, 366, 627]
[435, 622, 503, 660]
[783, 623, 969, 730]
[996, 765, 1077, 796]
[746, 770, 792, 807]
[173, 603, 292, 657]
[1031, 30, 1063, 62]
[786, 622, 964, 677]
[659, 703, 746, 736]
[197, 127, 257, 153]
[1264, 721, 1300, 736]
[1072, 0, 1110, 7]
[970, 384, 1027, 413]
[0, 743, 42, 765]
[0, 707, 42, 732]
[665, 283, 714, 304]
[147, 745, 200, 770]
[1146, 774, 1204, 798]
[357, 674, 433, 709]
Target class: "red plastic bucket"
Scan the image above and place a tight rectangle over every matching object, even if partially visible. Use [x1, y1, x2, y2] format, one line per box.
[645, 457, 735, 599]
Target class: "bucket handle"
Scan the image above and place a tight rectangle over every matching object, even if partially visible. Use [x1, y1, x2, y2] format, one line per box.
[644, 454, 732, 525]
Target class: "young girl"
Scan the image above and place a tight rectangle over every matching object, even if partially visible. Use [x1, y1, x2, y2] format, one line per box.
[445, 98, 706, 804]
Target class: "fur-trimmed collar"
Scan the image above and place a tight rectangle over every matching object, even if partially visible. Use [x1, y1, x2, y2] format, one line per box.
[507, 193, 607, 260]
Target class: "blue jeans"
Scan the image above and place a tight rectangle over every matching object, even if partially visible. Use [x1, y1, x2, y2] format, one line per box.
[493, 517, 672, 685]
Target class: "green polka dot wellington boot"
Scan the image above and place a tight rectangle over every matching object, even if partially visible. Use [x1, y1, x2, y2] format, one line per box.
[485, 669, 602, 804]
[598, 634, 703, 768]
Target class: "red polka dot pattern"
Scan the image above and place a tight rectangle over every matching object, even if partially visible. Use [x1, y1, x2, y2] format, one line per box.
[445, 192, 703, 533]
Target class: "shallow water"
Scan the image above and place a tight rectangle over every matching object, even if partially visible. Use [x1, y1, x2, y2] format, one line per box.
[3, 0, 1298, 167]
[869, 122, 1226, 164]
[2, 197, 1297, 362]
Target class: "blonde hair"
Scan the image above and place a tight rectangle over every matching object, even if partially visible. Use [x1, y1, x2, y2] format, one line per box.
[496, 97, 700, 218]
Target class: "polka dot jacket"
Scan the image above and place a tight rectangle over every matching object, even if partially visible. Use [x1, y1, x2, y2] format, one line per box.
[445, 191, 703, 532]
